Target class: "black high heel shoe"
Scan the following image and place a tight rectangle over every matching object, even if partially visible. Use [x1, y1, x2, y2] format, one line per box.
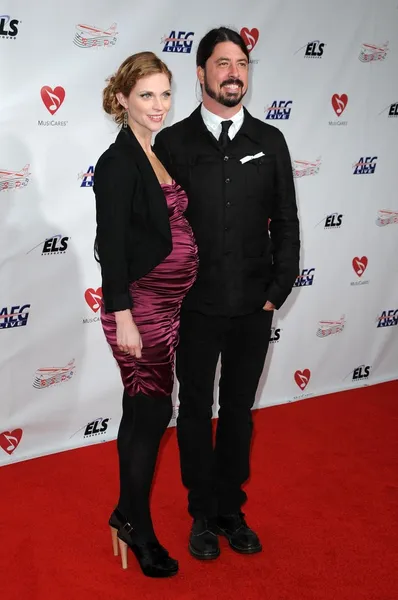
[117, 521, 179, 577]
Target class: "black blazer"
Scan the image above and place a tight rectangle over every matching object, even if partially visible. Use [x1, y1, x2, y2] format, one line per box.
[94, 126, 172, 313]
[154, 105, 300, 314]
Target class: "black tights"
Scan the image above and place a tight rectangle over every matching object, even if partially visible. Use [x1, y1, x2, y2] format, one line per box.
[116, 389, 173, 541]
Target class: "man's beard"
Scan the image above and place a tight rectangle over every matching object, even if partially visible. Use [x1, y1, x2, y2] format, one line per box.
[204, 73, 246, 107]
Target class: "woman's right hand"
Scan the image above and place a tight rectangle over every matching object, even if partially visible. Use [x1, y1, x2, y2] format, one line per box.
[115, 310, 143, 358]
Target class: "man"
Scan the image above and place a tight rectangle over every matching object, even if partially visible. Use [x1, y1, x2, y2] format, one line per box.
[154, 27, 300, 560]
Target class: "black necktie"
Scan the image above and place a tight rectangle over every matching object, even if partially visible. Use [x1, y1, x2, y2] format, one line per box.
[219, 120, 233, 150]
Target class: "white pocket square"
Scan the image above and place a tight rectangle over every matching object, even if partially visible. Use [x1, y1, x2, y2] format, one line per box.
[240, 152, 265, 164]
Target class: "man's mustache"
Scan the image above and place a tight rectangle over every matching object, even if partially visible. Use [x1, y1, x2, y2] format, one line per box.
[221, 78, 244, 89]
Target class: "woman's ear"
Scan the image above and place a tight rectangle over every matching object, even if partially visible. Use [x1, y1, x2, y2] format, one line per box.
[116, 92, 127, 109]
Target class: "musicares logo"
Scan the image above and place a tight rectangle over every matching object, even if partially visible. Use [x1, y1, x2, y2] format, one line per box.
[352, 256, 368, 277]
[331, 94, 348, 117]
[294, 369, 311, 390]
[0, 429, 23, 455]
[240, 27, 259, 53]
[329, 93, 348, 127]
[351, 256, 370, 286]
[85, 288, 102, 312]
[40, 86, 66, 115]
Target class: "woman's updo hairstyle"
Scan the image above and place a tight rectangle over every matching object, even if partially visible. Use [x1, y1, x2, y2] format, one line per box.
[102, 51, 172, 125]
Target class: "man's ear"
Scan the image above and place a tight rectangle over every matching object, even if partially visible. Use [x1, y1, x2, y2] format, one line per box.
[197, 66, 205, 85]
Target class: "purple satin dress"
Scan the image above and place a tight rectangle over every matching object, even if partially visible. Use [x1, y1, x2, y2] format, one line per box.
[101, 181, 198, 397]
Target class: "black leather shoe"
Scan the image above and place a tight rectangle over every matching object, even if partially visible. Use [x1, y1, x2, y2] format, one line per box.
[189, 518, 220, 560]
[216, 513, 262, 554]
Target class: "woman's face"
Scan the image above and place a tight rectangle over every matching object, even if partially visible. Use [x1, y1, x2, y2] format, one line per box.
[117, 72, 172, 133]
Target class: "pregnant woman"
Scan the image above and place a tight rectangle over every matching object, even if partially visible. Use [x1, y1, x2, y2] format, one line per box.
[94, 52, 198, 578]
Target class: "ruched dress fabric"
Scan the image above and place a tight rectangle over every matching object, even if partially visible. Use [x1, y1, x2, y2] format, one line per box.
[101, 181, 198, 397]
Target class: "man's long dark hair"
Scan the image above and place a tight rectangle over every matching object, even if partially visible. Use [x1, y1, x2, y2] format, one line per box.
[196, 27, 249, 68]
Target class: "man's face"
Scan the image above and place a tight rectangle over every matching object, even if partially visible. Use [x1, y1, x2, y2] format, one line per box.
[198, 41, 249, 108]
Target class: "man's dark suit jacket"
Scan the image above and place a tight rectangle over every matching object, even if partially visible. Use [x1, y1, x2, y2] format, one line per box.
[94, 126, 172, 313]
[154, 105, 300, 315]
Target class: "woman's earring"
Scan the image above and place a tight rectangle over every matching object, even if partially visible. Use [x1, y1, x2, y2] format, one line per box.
[123, 110, 128, 128]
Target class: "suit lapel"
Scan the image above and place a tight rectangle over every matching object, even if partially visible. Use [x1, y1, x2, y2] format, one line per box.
[116, 127, 171, 244]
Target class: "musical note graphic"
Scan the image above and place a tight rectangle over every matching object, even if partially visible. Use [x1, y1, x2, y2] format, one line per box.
[4, 434, 18, 453]
[0, 429, 23, 455]
[44, 89, 61, 112]
[40, 86, 66, 115]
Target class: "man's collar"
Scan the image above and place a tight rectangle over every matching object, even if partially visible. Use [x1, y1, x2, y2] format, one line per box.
[200, 104, 244, 130]
[188, 104, 261, 143]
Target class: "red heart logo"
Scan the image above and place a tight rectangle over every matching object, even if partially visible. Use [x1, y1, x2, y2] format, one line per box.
[40, 86, 66, 115]
[240, 28, 259, 53]
[352, 256, 368, 277]
[85, 287, 103, 312]
[294, 369, 311, 390]
[0, 429, 23, 455]
[331, 93, 348, 117]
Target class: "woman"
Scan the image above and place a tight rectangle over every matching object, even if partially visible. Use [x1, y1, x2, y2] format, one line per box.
[94, 52, 198, 577]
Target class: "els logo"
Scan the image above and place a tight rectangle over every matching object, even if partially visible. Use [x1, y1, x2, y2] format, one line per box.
[294, 40, 325, 58]
[378, 101, 398, 117]
[294, 369, 311, 390]
[377, 310, 398, 328]
[84, 417, 109, 437]
[240, 27, 259, 53]
[352, 365, 371, 382]
[40, 86, 65, 115]
[70, 417, 111, 440]
[270, 327, 281, 343]
[353, 156, 377, 175]
[27, 234, 69, 255]
[265, 101, 292, 120]
[78, 166, 95, 187]
[161, 30, 194, 54]
[0, 15, 20, 39]
[293, 268, 315, 287]
[0, 304, 30, 329]
[304, 40, 324, 58]
[85, 288, 102, 313]
[324, 212, 343, 229]
[0, 429, 23, 455]
[41, 234, 69, 255]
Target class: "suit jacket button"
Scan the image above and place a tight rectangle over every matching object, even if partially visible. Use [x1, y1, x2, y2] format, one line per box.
[224, 156, 229, 161]
[225, 178, 231, 184]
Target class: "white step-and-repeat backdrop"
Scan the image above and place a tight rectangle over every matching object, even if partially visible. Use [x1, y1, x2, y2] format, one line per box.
[1, 0, 398, 464]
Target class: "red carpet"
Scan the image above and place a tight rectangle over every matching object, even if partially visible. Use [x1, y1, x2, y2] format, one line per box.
[1, 381, 397, 600]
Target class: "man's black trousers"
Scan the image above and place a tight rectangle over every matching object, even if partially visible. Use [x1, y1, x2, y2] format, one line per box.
[176, 308, 273, 518]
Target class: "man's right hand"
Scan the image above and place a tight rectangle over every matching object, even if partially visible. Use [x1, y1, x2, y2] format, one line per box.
[115, 310, 142, 357]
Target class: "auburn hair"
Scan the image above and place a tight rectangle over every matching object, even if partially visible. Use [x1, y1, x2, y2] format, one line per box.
[103, 51, 172, 125]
